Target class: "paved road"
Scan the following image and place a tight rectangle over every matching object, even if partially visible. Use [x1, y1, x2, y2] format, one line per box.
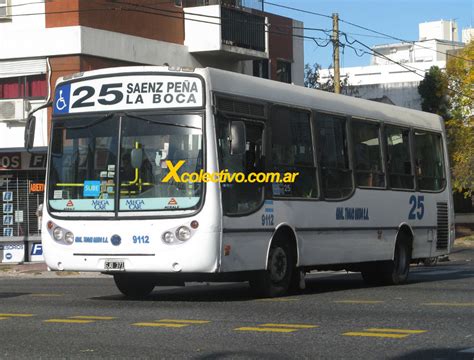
[0, 247, 473, 359]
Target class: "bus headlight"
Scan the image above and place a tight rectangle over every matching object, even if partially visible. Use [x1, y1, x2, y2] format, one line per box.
[162, 231, 174, 244]
[176, 226, 191, 241]
[53, 227, 64, 241]
[64, 231, 74, 244]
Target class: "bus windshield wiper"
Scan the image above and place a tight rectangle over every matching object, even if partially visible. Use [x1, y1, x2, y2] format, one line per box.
[124, 112, 201, 130]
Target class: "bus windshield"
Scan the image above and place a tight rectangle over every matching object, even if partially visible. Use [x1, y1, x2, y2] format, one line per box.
[48, 113, 203, 213]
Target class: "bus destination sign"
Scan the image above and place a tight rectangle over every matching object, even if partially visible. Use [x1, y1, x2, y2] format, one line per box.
[53, 74, 204, 115]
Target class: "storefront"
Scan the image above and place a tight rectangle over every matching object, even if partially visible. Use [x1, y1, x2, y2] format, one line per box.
[0, 148, 46, 263]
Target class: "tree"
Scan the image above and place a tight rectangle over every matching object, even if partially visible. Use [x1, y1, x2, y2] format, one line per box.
[417, 66, 450, 119]
[445, 42, 474, 196]
[304, 63, 359, 96]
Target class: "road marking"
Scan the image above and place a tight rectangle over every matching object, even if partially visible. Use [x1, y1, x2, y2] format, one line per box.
[44, 319, 95, 324]
[335, 300, 384, 304]
[69, 316, 116, 320]
[343, 332, 409, 339]
[0, 313, 35, 317]
[133, 319, 210, 328]
[30, 293, 64, 297]
[365, 328, 427, 334]
[260, 323, 318, 329]
[257, 298, 300, 302]
[343, 327, 426, 339]
[235, 327, 295, 333]
[235, 323, 318, 333]
[156, 319, 210, 324]
[0, 317, 8, 320]
[133, 322, 188, 328]
[422, 302, 474, 307]
[459, 347, 474, 354]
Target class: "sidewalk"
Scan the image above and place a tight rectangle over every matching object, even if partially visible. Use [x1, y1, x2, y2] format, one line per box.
[0, 262, 104, 278]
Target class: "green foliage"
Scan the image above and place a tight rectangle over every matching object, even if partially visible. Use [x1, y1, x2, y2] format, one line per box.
[304, 63, 359, 96]
[446, 42, 474, 196]
[417, 66, 450, 119]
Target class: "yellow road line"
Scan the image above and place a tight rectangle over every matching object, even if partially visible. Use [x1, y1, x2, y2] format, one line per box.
[30, 293, 64, 297]
[335, 300, 384, 304]
[156, 319, 210, 324]
[422, 302, 474, 307]
[0, 313, 34, 317]
[44, 319, 95, 324]
[133, 322, 188, 328]
[235, 327, 296, 333]
[69, 316, 116, 320]
[260, 323, 318, 329]
[365, 328, 426, 334]
[343, 332, 409, 339]
[257, 298, 300, 302]
[0, 317, 8, 320]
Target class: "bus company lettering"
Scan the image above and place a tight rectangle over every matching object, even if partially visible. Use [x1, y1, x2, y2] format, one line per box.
[336, 207, 369, 221]
[126, 199, 145, 210]
[126, 81, 198, 105]
[75, 236, 109, 244]
[92, 200, 110, 210]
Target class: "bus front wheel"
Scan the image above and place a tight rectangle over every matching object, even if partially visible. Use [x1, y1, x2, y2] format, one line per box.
[249, 240, 294, 298]
[113, 274, 155, 298]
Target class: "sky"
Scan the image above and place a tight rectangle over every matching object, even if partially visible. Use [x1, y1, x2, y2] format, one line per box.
[264, 0, 474, 69]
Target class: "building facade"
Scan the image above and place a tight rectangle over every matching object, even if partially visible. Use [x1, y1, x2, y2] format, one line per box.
[0, 0, 304, 260]
[320, 20, 469, 110]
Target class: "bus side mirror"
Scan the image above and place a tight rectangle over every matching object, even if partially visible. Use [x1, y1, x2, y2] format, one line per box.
[230, 121, 246, 155]
[24, 115, 36, 151]
[130, 148, 143, 169]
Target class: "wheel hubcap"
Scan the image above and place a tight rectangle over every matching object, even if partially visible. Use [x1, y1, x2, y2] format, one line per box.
[269, 247, 287, 282]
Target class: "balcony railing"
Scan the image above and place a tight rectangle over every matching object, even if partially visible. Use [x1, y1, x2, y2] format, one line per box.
[183, 0, 264, 12]
[221, 7, 265, 52]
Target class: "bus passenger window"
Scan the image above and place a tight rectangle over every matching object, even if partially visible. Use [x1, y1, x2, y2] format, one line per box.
[385, 126, 414, 189]
[316, 113, 353, 199]
[271, 107, 317, 199]
[414, 131, 445, 191]
[352, 120, 385, 188]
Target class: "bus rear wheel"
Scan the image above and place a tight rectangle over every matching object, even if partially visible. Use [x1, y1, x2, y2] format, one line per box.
[361, 239, 411, 286]
[249, 240, 294, 298]
[113, 274, 155, 298]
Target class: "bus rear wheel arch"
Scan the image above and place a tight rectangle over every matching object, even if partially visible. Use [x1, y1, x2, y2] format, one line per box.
[361, 231, 412, 286]
[249, 226, 299, 298]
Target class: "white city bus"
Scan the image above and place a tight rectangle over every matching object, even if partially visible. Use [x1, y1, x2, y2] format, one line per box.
[25, 66, 454, 297]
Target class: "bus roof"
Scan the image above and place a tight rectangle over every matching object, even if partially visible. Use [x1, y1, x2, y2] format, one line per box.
[54, 66, 443, 132]
[204, 68, 444, 132]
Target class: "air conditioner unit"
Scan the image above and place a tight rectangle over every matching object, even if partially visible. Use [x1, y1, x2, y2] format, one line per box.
[0, 99, 29, 122]
[0, 0, 12, 20]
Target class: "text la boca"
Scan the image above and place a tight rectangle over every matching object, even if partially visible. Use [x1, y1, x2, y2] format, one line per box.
[125, 80, 199, 105]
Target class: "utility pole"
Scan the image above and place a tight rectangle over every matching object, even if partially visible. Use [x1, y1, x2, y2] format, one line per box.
[332, 13, 340, 94]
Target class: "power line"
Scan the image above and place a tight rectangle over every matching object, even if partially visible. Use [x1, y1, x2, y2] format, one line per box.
[264, 1, 472, 63]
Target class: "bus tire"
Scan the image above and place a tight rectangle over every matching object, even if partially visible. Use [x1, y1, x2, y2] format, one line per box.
[249, 240, 294, 298]
[113, 274, 155, 298]
[361, 239, 411, 286]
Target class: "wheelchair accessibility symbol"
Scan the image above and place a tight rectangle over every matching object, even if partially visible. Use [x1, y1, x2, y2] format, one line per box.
[56, 90, 67, 111]
[54, 85, 71, 114]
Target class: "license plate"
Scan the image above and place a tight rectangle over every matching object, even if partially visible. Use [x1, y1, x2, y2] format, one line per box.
[104, 260, 125, 272]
